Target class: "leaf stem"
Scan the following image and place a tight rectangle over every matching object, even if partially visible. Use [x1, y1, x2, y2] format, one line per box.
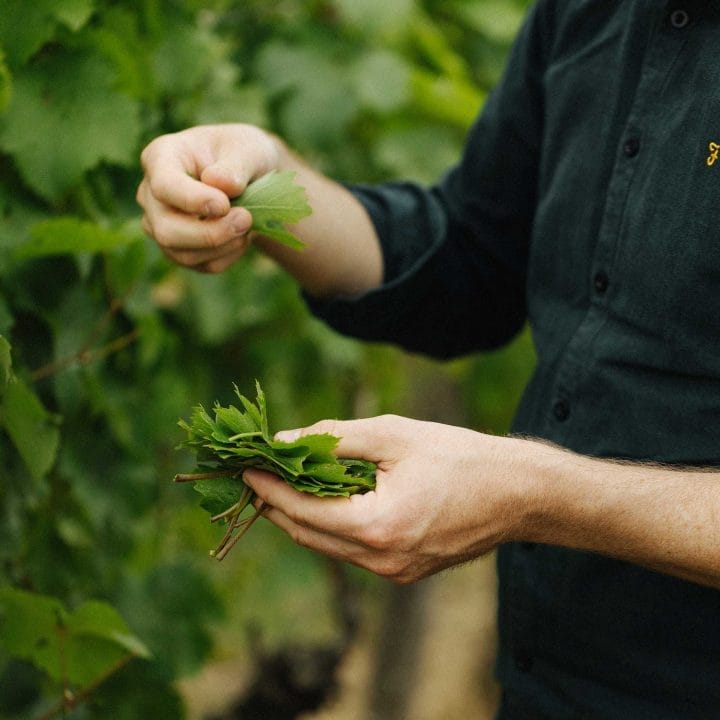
[30, 328, 141, 381]
[174, 470, 240, 483]
[227, 431, 264, 442]
[213, 503, 267, 560]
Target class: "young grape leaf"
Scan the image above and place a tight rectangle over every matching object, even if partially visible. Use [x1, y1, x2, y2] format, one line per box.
[233, 170, 312, 250]
[176, 380, 376, 559]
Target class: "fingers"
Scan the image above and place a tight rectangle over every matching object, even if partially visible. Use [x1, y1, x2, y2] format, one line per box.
[139, 139, 233, 218]
[138, 124, 278, 214]
[245, 469, 422, 582]
[181, 237, 251, 274]
[244, 469, 418, 580]
[140, 188, 252, 250]
[260, 503, 368, 564]
[139, 172, 253, 270]
[243, 468, 376, 540]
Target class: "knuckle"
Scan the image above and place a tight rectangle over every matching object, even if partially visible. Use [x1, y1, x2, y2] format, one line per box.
[289, 524, 311, 549]
[164, 248, 195, 267]
[362, 518, 398, 552]
[202, 259, 228, 274]
[371, 414, 402, 441]
[139, 144, 153, 169]
[140, 135, 166, 171]
[308, 419, 343, 438]
[391, 571, 417, 586]
[152, 225, 174, 250]
[377, 413, 407, 434]
[369, 555, 410, 582]
[147, 174, 167, 202]
[135, 180, 146, 207]
[140, 134, 171, 168]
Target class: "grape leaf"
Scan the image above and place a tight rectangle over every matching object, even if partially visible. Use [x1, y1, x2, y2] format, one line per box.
[0, 376, 61, 482]
[0, 50, 141, 203]
[194, 476, 245, 517]
[15, 216, 143, 259]
[0, 2, 53, 67]
[51, 0, 95, 33]
[233, 170, 312, 250]
[0, 587, 150, 687]
[0, 0, 95, 66]
[176, 380, 376, 558]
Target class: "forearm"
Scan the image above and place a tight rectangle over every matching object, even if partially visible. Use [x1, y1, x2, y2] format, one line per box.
[242, 414, 719, 586]
[520, 440, 720, 588]
[253, 137, 383, 299]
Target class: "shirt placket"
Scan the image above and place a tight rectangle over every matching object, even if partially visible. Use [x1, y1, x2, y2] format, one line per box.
[539, 3, 696, 447]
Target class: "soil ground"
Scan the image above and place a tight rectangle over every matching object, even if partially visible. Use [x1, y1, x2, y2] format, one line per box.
[181, 552, 500, 720]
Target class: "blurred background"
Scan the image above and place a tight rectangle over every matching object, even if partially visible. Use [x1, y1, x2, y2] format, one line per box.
[0, 1, 534, 718]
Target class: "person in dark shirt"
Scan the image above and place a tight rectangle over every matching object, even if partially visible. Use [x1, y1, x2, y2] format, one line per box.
[137, 2, 720, 717]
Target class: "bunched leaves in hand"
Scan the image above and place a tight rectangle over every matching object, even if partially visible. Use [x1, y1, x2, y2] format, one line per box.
[176, 381, 376, 559]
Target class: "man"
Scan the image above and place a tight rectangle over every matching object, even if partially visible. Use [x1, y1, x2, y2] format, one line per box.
[137, 2, 720, 717]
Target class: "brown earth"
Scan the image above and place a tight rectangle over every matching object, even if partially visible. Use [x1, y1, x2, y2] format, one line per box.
[180, 552, 500, 720]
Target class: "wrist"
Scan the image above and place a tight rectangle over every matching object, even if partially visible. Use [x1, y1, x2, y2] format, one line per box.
[504, 436, 574, 545]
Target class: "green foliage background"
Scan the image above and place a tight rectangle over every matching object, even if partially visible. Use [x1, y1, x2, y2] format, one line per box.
[0, 0, 534, 716]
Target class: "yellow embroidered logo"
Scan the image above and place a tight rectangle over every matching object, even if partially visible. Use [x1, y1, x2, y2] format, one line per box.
[707, 142, 720, 166]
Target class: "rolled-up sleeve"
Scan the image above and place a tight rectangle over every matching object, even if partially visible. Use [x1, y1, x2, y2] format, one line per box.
[305, 2, 548, 360]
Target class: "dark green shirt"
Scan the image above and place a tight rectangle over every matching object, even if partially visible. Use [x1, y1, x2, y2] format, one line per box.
[307, 1, 720, 717]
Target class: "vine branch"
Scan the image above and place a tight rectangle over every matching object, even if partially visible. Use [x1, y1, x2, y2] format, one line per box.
[34, 653, 135, 720]
[30, 328, 141, 382]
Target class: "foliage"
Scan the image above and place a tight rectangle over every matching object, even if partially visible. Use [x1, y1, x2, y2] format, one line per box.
[177, 381, 376, 559]
[0, 585, 149, 685]
[0, 0, 533, 717]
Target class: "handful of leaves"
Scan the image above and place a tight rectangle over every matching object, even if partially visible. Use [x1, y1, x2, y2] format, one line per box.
[176, 382, 377, 559]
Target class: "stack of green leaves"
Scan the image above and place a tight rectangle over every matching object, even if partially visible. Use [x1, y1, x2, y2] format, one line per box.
[176, 382, 376, 559]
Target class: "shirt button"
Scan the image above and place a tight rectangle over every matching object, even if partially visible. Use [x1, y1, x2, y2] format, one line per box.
[552, 399, 570, 422]
[669, 9, 690, 28]
[623, 137, 640, 157]
[593, 271, 609, 293]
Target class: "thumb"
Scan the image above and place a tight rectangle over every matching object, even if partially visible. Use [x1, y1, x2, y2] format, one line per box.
[199, 126, 281, 199]
[200, 160, 250, 199]
[275, 417, 394, 464]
